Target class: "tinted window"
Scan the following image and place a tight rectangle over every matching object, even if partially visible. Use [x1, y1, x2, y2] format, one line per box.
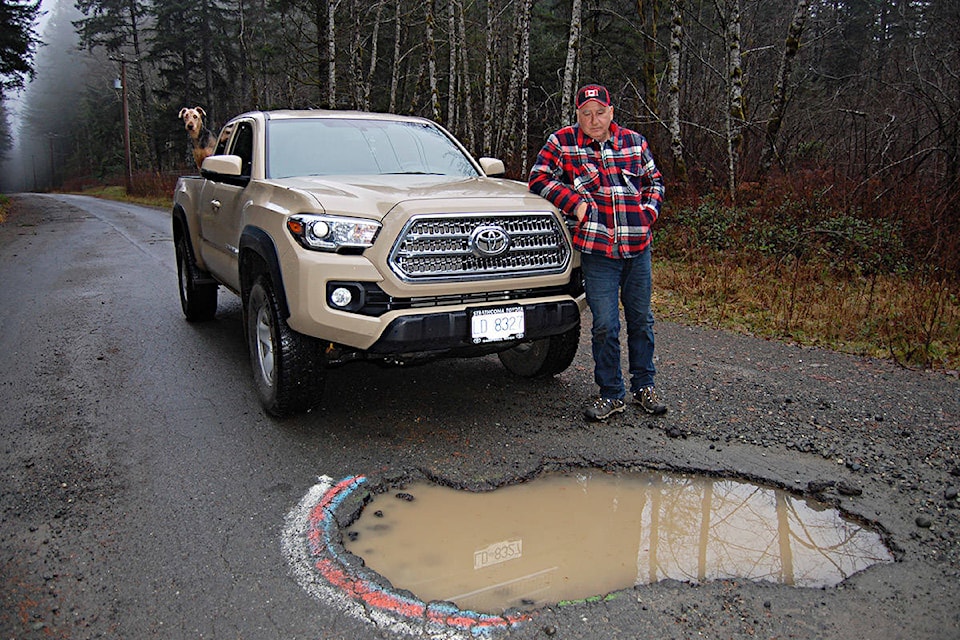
[266, 118, 479, 179]
[214, 123, 234, 155]
[230, 122, 254, 176]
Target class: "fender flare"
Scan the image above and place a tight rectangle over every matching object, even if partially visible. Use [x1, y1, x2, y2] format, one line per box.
[239, 226, 290, 319]
[171, 204, 210, 280]
[171, 204, 190, 250]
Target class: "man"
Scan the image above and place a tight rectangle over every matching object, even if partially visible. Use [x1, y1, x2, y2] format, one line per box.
[529, 84, 667, 421]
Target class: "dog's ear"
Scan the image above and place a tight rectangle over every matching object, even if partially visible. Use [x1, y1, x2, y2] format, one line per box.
[179, 107, 188, 119]
[196, 107, 206, 117]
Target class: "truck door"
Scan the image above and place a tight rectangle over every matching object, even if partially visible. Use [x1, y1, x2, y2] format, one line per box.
[198, 120, 254, 291]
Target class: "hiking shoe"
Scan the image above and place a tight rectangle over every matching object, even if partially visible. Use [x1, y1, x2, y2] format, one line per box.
[584, 397, 626, 421]
[634, 386, 667, 415]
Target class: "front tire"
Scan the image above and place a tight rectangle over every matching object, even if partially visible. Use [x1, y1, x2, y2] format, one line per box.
[246, 276, 325, 417]
[498, 323, 580, 378]
[175, 235, 218, 321]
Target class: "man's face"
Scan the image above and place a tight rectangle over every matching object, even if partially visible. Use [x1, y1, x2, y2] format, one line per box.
[577, 102, 614, 142]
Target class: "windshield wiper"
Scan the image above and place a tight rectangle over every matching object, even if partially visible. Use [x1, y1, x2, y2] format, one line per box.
[384, 171, 446, 175]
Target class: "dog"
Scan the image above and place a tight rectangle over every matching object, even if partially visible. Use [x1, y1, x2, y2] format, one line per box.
[179, 106, 216, 169]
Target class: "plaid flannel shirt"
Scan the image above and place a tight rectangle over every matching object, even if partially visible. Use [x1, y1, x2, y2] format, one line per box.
[528, 122, 664, 258]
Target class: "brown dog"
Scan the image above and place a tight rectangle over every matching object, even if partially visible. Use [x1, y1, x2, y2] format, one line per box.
[179, 106, 216, 169]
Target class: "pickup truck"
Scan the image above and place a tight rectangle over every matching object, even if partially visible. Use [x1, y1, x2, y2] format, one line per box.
[172, 110, 584, 417]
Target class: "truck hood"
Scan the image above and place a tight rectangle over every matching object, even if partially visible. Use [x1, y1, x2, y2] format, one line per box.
[269, 174, 554, 220]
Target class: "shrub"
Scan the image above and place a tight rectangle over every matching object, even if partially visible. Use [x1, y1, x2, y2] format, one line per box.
[654, 177, 958, 370]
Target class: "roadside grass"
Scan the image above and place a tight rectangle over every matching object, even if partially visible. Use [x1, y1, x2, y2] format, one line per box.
[78, 182, 173, 209]
[652, 255, 959, 371]
[25, 172, 957, 373]
[0, 194, 9, 224]
[655, 183, 959, 372]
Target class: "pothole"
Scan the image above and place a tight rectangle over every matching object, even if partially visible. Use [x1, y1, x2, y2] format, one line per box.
[344, 469, 894, 615]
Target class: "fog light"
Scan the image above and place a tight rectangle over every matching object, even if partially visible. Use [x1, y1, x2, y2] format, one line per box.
[330, 287, 353, 308]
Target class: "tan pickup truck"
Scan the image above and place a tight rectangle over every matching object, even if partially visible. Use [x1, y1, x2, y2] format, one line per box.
[172, 110, 584, 416]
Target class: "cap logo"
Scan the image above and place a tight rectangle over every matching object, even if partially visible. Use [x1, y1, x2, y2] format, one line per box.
[576, 84, 611, 108]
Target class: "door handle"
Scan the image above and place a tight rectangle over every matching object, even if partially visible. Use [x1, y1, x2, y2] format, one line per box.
[211, 199, 221, 211]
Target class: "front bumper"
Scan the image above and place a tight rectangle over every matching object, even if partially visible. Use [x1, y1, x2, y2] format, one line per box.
[366, 299, 581, 354]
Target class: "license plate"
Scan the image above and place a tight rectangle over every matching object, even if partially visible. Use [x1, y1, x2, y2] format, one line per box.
[474, 538, 523, 569]
[470, 306, 525, 344]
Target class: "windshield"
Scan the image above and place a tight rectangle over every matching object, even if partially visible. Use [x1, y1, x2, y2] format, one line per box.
[265, 118, 480, 179]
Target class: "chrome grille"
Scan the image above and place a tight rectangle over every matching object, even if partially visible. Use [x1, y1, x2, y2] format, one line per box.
[390, 213, 570, 281]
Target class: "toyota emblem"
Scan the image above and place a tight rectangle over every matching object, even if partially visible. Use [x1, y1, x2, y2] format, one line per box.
[470, 225, 511, 258]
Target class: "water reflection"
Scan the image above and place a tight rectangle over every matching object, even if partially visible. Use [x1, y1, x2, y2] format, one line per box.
[345, 470, 893, 614]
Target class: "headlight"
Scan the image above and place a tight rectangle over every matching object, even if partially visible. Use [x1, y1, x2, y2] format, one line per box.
[287, 214, 381, 252]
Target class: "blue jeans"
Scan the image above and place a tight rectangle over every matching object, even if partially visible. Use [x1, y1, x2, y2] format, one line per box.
[581, 249, 656, 400]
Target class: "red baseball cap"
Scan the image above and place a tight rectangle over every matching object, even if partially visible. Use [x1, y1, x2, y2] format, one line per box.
[575, 84, 611, 109]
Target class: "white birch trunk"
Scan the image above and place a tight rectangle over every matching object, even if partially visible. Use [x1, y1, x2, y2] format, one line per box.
[519, 0, 531, 175]
[361, 0, 384, 111]
[447, 0, 457, 128]
[723, 0, 744, 199]
[458, 2, 476, 149]
[562, 0, 582, 123]
[327, 0, 337, 107]
[389, 0, 402, 113]
[482, 0, 495, 155]
[425, 0, 441, 121]
[501, 0, 531, 162]
[668, 0, 687, 181]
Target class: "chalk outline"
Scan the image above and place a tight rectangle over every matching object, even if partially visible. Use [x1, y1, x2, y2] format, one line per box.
[282, 475, 534, 638]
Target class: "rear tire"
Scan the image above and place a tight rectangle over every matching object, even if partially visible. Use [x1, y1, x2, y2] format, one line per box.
[498, 323, 580, 378]
[176, 235, 218, 321]
[246, 276, 325, 417]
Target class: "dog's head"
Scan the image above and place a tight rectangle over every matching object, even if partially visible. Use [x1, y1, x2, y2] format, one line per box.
[179, 106, 206, 135]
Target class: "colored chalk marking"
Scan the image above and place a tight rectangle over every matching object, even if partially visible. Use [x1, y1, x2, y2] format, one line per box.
[282, 475, 534, 638]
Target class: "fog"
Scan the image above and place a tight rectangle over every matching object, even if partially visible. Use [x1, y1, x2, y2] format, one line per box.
[1, 0, 112, 193]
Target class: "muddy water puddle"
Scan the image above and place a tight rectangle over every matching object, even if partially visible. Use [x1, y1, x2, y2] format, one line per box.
[345, 470, 893, 614]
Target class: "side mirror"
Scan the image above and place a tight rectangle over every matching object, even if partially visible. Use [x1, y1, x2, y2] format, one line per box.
[201, 154, 243, 177]
[479, 157, 506, 178]
[201, 154, 249, 186]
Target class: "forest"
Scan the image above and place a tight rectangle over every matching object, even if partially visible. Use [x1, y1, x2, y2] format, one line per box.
[2, 0, 958, 368]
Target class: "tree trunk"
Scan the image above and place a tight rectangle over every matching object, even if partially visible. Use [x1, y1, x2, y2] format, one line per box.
[447, 0, 457, 128]
[482, 0, 495, 155]
[351, 0, 363, 109]
[759, 0, 810, 176]
[722, 0, 744, 199]
[637, 0, 659, 115]
[237, 0, 250, 107]
[457, 2, 476, 149]
[327, 0, 337, 107]
[123, 0, 158, 171]
[389, 0, 402, 112]
[519, 0, 531, 175]
[501, 0, 532, 166]
[667, 0, 687, 182]
[201, 0, 214, 112]
[425, 0, 441, 121]
[362, 0, 384, 111]
[561, 0, 582, 124]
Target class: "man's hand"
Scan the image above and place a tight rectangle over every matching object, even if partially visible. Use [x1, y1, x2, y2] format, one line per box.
[574, 201, 589, 222]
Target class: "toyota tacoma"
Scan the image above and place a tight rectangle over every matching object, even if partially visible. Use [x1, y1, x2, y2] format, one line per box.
[172, 110, 584, 416]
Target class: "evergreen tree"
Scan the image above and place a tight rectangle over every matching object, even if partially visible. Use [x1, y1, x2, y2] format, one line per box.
[150, 0, 239, 124]
[0, 0, 42, 97]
